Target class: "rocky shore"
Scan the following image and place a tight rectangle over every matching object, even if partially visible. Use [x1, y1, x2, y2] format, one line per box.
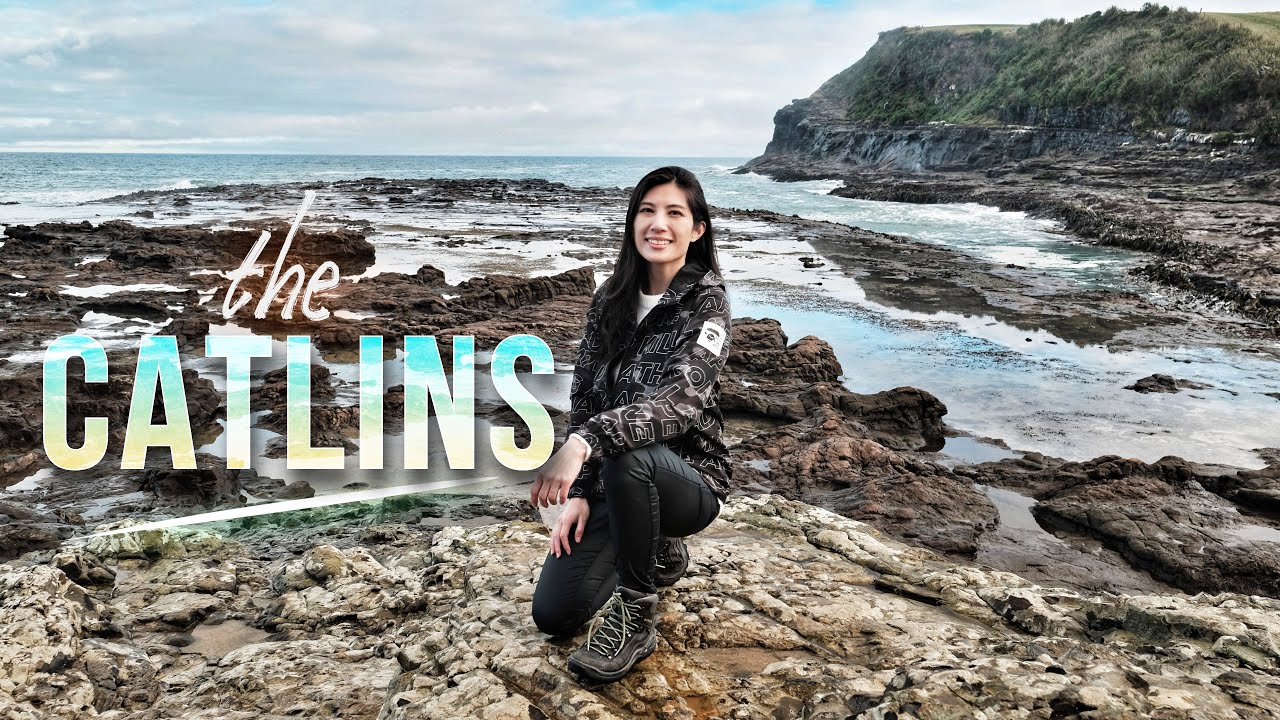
[3, 178, 1280, 716]
[742, 92, 1280, 332]
[4, 495, 1280, 718]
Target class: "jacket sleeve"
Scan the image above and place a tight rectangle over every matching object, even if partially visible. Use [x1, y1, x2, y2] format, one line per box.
[574, 286, 731, 459]
[566, 292, 604, 499]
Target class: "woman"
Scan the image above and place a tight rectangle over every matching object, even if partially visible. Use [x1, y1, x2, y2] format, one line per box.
[529, 166, 732, 684]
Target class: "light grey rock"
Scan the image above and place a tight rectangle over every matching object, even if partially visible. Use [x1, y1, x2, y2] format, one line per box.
[82, 520, 224, 560]
[131, 592, 223, 631]
[2, 495, 1278, 718]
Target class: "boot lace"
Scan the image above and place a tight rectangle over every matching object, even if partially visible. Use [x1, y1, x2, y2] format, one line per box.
[584, 592, 642, 658]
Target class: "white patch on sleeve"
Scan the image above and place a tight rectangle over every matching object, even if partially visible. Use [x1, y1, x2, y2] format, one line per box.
[696, 320, 726, 355]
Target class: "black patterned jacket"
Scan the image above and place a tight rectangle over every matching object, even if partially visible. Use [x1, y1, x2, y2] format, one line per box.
[566, 261, 732, 501]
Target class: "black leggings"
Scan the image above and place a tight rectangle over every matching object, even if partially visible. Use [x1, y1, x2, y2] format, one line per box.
[531, 444, 720, 636]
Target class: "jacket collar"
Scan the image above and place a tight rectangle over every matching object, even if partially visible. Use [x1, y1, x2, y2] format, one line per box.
[656, 261, 722, 306]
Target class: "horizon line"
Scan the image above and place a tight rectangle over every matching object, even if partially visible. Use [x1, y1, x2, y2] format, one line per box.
[0, 150, 754, 159]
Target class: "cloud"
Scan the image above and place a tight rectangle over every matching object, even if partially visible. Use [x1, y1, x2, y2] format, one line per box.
[79, 69, 122, 82]
[2, 0, 1278, 155]
[21, 53, 56, 68]
[0, 117, 53, 129]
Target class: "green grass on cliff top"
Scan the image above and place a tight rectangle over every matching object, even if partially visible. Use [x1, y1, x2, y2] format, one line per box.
[1207, 11, 1280, 43]
[904, 24, 1022, 35]
[909, 11, 1280, 42]
[825, 5, 1280, 141]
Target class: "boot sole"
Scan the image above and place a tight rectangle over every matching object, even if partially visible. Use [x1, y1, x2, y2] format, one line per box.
[654, 544, 689, 587]
[653, 562, 688, 587]
[567, 635, 658, 684]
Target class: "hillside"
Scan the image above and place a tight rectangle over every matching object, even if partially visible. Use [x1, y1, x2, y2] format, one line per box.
[819, 5, 1280, 142]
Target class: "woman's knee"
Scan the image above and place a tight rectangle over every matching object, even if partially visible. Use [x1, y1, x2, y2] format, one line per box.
[532, 598, 587, 636]
[531, 568, 593, 636]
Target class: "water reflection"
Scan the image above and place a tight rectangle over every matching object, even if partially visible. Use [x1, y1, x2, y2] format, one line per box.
[732, 289, 1279, 468]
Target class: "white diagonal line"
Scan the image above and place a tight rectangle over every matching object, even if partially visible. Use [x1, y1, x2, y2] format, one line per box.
[82, 475, 502, 538]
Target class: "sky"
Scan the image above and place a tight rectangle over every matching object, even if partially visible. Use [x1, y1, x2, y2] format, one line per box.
[1, 0, 1276, 156]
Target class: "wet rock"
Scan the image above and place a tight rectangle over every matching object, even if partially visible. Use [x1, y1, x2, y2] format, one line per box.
[482, 402, 567, 447]
[722, 318, 843, 421]
[219, 223, 376, 275]
[159, 315, 212, 349]
[236, 263, 595, 359]
[1199, 462, 1280, 514]
[1124, 373, 1213, 393]
[0, 404, 40, 456]
[724, 330, 966, 553]
[801, 382, 947, 451]
[722, 322, 946, 450]
[275, 480, 316, 500]
[0, 450, 40, 480]
[76, 297, 173, 322]
[975, 454, 1280, 597]
[257, 363, 335, 406]
[1256, 448, 1280, 466]
[256, 406, 360, 456]
[140, 454, 247, 508]
[0, 501, 76, 558]
[0, 522, 74, 558]
[734, 407, 995, 556]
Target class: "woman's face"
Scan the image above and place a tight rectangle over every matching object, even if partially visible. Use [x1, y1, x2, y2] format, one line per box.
[633, 181, 705, 279]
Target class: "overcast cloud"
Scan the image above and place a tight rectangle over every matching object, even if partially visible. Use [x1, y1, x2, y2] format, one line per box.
[1, 0, 1276, 155]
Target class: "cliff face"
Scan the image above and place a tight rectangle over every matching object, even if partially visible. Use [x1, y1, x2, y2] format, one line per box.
[759, 95, 1143, 173]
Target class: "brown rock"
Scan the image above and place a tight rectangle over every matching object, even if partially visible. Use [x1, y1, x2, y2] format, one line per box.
[139, 454, 247, 508]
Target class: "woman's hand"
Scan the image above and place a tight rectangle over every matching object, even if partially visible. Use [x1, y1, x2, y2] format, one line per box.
[550, 498, 590, 557]
[530, 434, 591, 507]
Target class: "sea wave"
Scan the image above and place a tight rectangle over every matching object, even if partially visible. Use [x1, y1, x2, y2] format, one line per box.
[154, 178, 196, 191]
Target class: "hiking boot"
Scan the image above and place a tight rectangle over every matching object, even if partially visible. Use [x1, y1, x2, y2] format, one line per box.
[567, 586, 658, 683]
[653, 535, 689, 587]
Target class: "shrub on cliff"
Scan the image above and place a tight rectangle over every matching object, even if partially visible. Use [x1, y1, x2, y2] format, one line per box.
[822, 5, 1280, 139]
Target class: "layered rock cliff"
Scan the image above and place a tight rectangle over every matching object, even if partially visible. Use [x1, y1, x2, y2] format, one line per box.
[756, 92, 1150, 173]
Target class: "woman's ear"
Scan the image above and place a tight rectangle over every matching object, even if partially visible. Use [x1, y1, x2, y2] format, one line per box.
[692, 221, 706, 242]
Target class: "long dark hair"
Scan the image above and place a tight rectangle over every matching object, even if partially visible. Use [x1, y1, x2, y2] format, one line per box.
[597, 166, 720, 359]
